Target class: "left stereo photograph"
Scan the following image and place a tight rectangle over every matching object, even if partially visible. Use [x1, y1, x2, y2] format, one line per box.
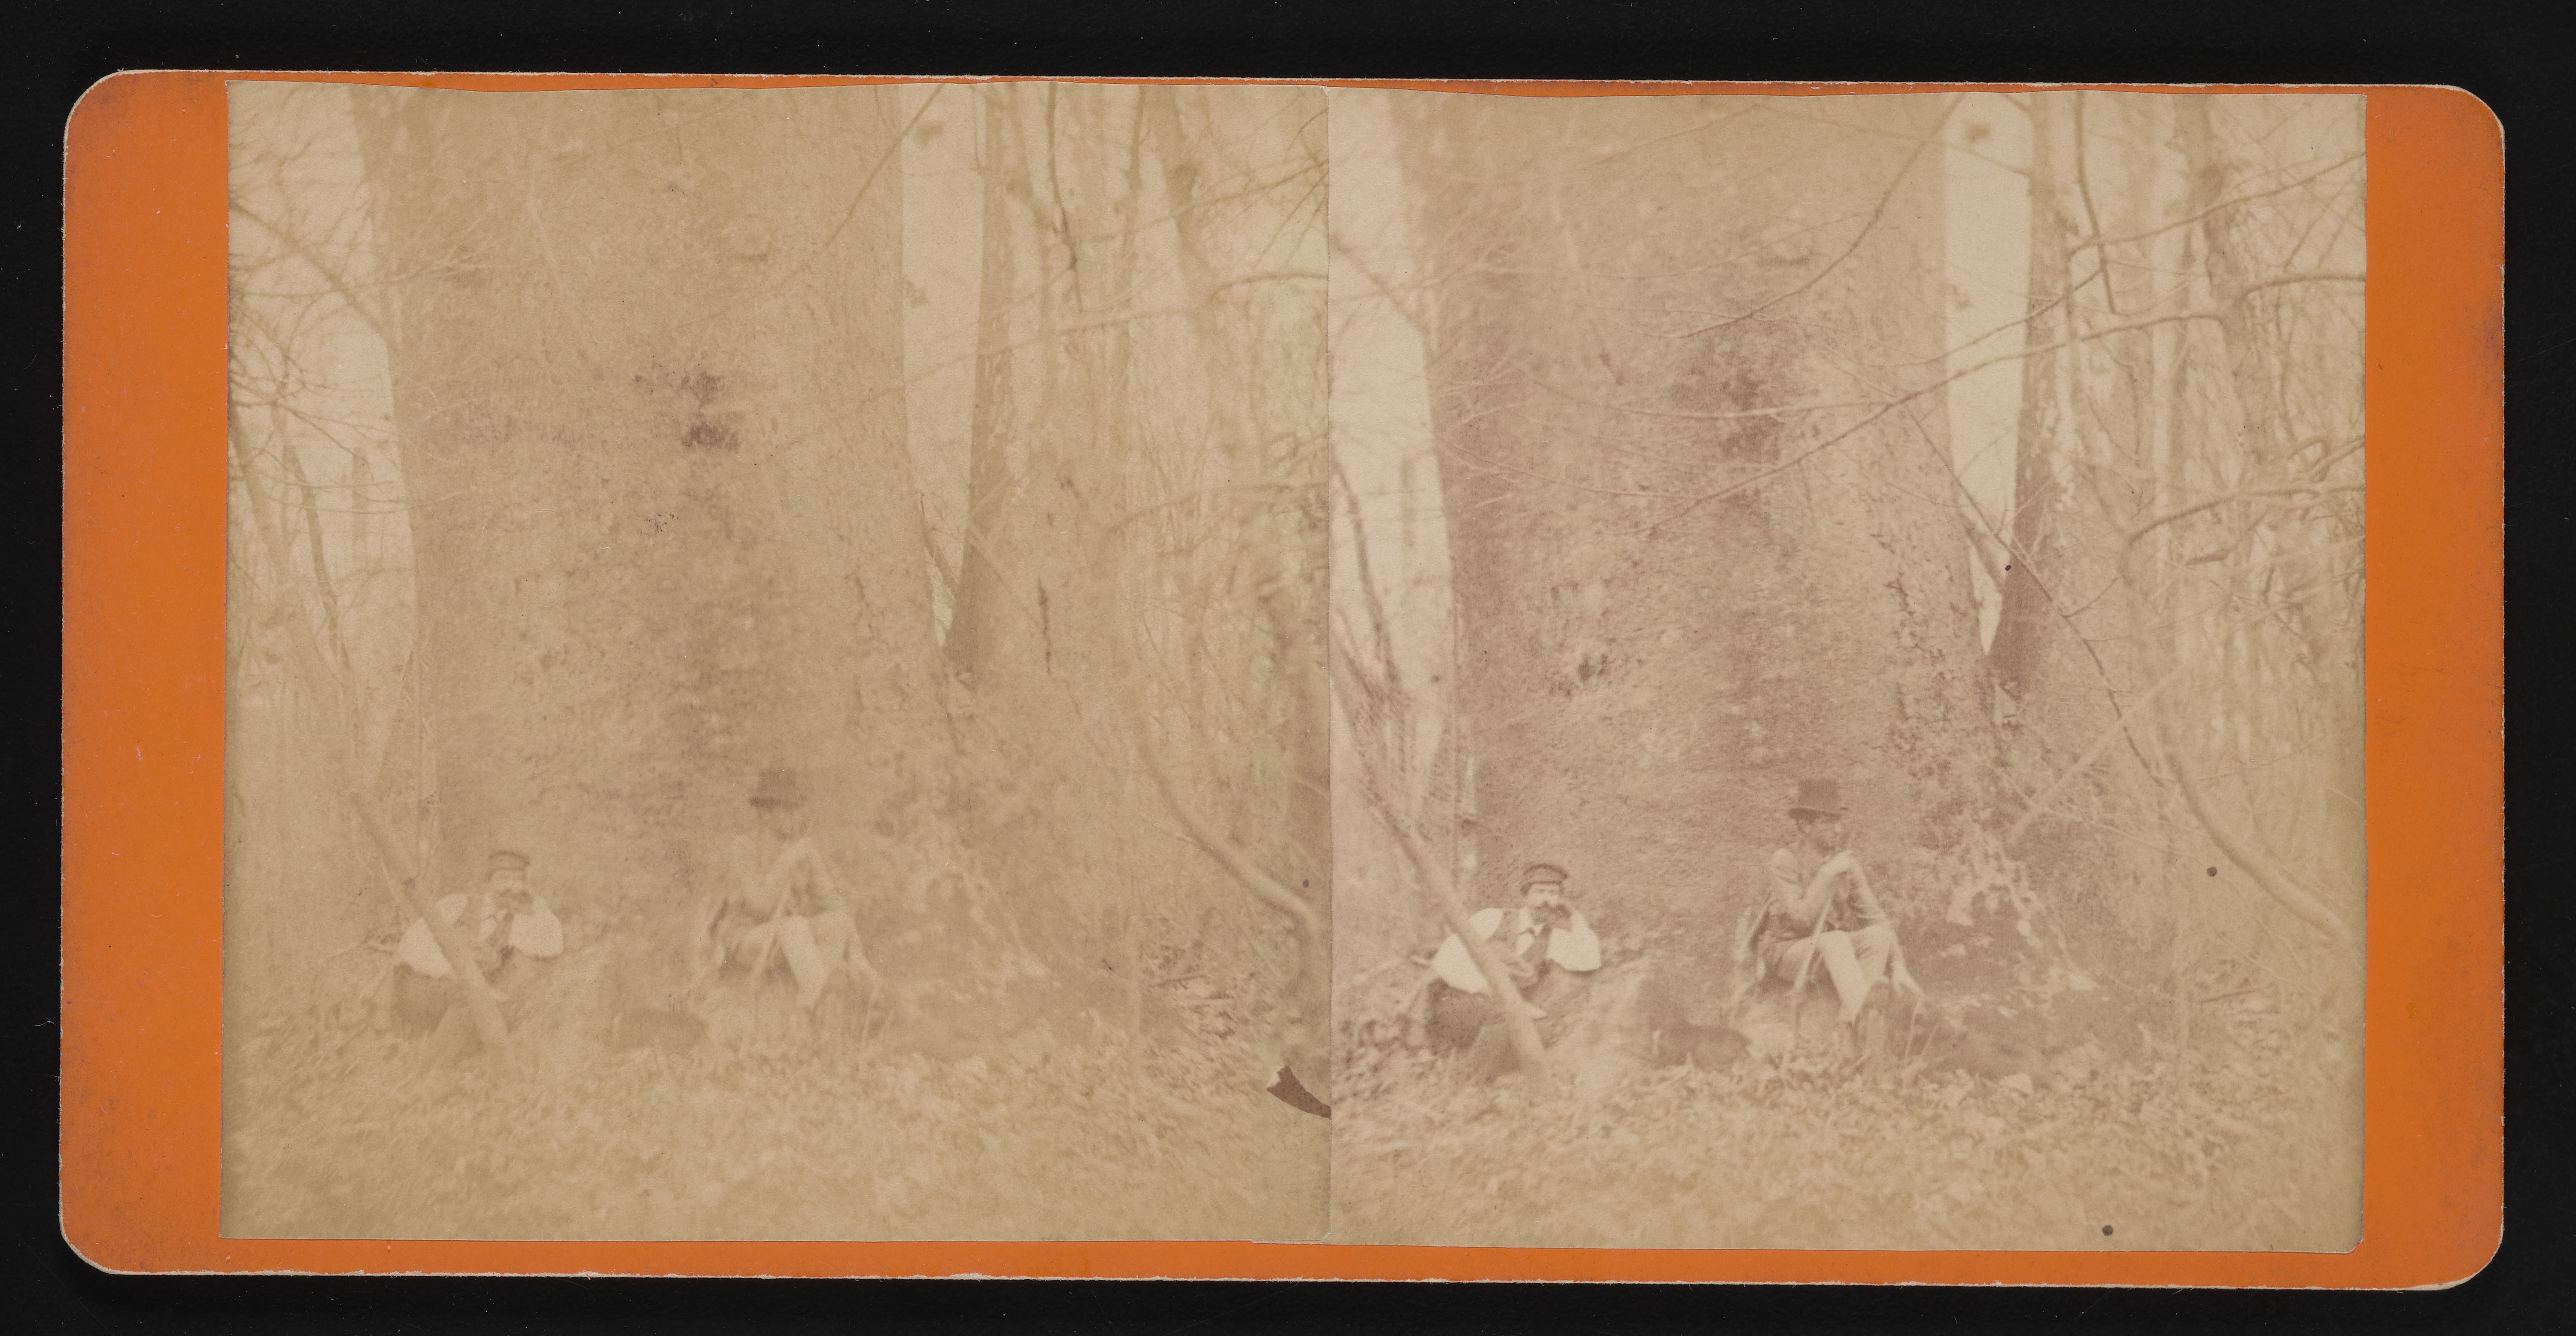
[219, 79, 1330, 1242]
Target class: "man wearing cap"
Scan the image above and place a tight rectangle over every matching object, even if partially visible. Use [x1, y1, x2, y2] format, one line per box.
[696, 767, 879, 1011]
[377, 847, 565, 1034]
[1750, 778, 1923, 1055]
[1424, 863, 1602, 1071]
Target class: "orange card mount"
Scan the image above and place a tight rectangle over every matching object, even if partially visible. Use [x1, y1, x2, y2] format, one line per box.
[62, 72, 2499, 1283]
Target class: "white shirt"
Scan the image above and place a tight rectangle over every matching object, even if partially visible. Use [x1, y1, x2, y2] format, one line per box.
[1432, 905, 1601, 995]
[398, 892, 564, 978]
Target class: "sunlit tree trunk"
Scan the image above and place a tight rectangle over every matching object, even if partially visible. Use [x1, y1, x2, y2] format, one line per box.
[947, 93, 1024, 684]
[948, 85, 1139, 701]
[1329, 86, 1549, 1086]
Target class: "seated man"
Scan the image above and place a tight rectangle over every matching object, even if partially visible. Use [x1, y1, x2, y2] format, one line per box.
[1424, 862, 1601, 1066]
[694, 767, 881, 1011]
[377, 847, 564, 1034]
[1748, 778, 1923, 1055]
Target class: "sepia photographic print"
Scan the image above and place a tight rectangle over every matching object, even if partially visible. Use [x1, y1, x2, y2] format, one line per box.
[215, 75, 2368, 1254]
[1327, 88, 2365, 1250]
[222, 79, 1328, 1241]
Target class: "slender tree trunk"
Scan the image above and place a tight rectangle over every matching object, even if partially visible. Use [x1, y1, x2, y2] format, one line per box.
[1989, 97, 2080, 705]
[949, 91, 1023, 683]
[1330, 86, 1484, 1069]
[930, 84, 1330, 1065]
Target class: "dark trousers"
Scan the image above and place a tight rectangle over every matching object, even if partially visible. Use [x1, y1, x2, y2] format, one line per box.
[1426, 980, 1505, 1050]
[380, 955, 539, 1060]
[387, 965, 463, 1031]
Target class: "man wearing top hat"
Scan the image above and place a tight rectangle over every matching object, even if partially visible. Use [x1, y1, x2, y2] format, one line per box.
[1750, 778, 1923, 1054]
[375, 846, 566, 1034]
[693, 767, 879, 1011]
[1424, 862, 1602, 1071]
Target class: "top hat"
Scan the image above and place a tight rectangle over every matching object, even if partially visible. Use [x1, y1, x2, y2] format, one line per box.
[1521, 862, 1570, 888]
[749, 767, 808, 808]
[487, 848, 531, 872]
[1788, 778, 1845, 819]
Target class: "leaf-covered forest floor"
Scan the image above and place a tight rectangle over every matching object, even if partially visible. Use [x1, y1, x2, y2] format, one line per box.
[1331, 947, 2359, 1250]
[222, 922, 1327, 1242]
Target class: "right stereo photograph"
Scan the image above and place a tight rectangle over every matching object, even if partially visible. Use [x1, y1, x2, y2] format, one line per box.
[1326, 86, 2366, 1252]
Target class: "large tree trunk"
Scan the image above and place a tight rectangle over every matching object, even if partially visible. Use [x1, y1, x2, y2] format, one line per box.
[349, 86, 939, 915]
[1399, 94, 1993, 952]
[944, 85, 1151, 709]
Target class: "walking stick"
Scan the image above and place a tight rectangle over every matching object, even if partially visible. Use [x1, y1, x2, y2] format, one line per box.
[681, 906, 730, 998]
[1722, 859, 1838, 1033]
[685, 843, 799, 997]
[1722, 904, 1765, 1025]
[744, 863, 800, 983]
[1769, 851, 1860, 1062]
[1786, 884, 1838, 998]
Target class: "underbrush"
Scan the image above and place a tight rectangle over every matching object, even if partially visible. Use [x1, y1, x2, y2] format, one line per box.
[1331, 992, 2357, 1251]
[223, 987, 1325, 1242]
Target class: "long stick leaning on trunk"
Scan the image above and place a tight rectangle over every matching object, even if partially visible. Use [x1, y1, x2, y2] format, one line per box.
[232, 424, 516, 1065]
[1387, 820, 1560, 1097]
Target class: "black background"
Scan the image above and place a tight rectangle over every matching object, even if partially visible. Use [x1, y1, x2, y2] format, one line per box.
[18, 1, 2567, 1330]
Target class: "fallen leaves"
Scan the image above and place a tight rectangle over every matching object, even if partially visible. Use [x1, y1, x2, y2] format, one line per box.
[223, 995, 1324, 1241]
[1333, 998, 2357, 1251]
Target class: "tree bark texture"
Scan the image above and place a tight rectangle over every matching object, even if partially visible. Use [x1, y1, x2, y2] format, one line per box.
[350, 86, 939, 914]
[1397, 95, 1993, 950]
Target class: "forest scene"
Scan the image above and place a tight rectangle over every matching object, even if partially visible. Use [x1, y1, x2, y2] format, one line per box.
[1327, 88, 2366, 1249]
[221, 80, 1328, 1241]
